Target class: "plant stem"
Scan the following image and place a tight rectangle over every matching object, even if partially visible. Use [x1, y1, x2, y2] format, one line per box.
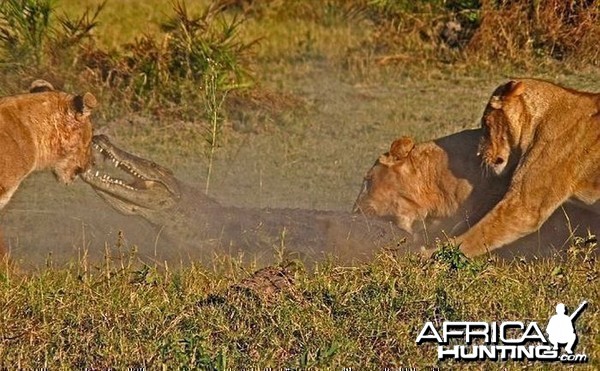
[204, 62, 228, 195]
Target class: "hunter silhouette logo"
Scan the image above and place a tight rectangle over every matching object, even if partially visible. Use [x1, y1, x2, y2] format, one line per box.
[416, 300, 588, 363]
[546, 301, 587, 355]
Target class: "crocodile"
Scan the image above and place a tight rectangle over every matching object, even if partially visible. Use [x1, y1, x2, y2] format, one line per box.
[81, 135, 413, 266]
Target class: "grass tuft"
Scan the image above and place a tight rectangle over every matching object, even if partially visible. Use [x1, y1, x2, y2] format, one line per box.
[0, 1, 599, 367]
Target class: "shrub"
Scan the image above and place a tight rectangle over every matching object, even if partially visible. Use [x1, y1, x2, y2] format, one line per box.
[467, 0, 600, 66]
[0, 0, 102, 71]
[80, 0, 256, 116]
[335, 0, 598, 69]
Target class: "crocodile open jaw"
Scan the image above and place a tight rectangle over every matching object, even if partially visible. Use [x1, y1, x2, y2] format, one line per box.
[90, 141, 158, 190]
[81, 135, 180, 213]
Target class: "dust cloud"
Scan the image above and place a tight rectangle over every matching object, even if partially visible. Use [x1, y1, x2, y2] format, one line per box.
[0, 171, 413, 271]
[2, 71, 598, 270]
[3, 147, 600, 271]
[1, 173, 165, 269]
[2, 160, 598, 271]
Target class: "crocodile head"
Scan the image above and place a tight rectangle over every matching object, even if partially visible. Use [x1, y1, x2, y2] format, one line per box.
[81, 135, 181, 217]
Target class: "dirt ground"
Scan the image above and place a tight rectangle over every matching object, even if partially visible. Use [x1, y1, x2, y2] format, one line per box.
[2, 62, 599, 268]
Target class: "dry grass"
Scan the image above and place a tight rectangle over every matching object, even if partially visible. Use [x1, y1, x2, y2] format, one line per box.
[1, 244, 599, 368]
[1, 0, 600, 368]
[468, 0, 600, 68]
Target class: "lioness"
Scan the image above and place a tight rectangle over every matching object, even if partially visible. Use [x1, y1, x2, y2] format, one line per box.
[456, 78, 600, 256]
[353, 129, 509, 239]
[0, 81, 97, 257]
[354, 129, 599, 255]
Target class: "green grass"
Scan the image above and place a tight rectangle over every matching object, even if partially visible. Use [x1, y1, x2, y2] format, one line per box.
[1, 0, 600, 367]
[2, 245, 599, 368]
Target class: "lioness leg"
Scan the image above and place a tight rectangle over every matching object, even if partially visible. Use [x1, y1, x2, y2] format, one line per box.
[455, 162, 574, 257]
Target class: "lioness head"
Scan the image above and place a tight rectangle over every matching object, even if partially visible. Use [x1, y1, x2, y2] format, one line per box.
[54, 92, 98, 184]
[25, 81, 98, 184]
[478, 80, 526, 175]
[353, 136, 429, 232]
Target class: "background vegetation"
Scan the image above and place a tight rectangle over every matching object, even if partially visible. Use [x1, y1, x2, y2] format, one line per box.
[1, 0, 598, 117]
[0, 0, 599, 368]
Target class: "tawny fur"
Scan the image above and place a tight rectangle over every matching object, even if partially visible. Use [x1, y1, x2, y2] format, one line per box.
[0, 82, 97, 259]
[353, 129, 509, 237]
[353, 128, 599, 256]
[456, 78, 600, 256]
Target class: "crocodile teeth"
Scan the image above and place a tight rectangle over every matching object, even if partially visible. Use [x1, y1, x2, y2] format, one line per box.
[91, 143, 151, 188]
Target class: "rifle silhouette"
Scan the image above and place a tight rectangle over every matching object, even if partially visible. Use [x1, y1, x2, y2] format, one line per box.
[569, 301, 588, 321]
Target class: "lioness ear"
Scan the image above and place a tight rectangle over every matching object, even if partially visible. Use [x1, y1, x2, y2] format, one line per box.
[490, 81, 525, 109]
[29, 79, 54, 93]
[378, 136, 415, 166]
[72, 92, 98, 119]
[506, 80, 525, 98]
[390, 136, 415, 160]
[378, 154, 394, 167]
